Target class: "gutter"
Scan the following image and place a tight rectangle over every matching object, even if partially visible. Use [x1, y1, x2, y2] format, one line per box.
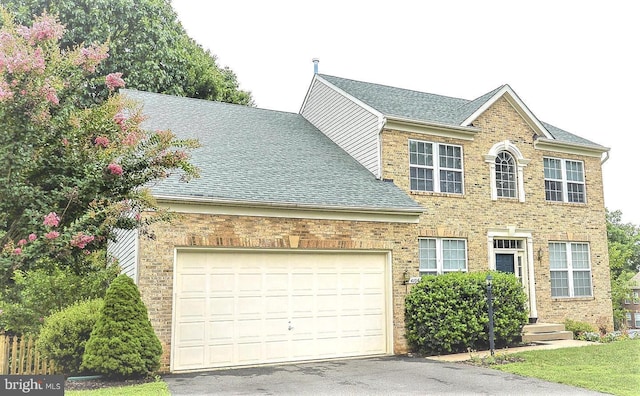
[385, 115, 479, 134]
[153, 194, 425, 216]
[534, 137, 610, 158]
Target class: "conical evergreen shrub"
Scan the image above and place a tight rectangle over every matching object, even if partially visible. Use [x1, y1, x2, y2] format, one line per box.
[81, 274, 162, 378]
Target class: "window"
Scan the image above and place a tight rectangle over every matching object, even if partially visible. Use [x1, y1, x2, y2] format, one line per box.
[634, 291, 640, 304]
[409, 140, 463, 194]
[543, 157, 585, 203]
[419, 238, 467, 275]
[495, 151, 516, 198]
[636, 312, 640, 328]
[549, 242, 592, 297]
[626, 313, 633, 327]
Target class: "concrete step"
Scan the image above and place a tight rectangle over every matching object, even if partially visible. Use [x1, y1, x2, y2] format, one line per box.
[522, 330, 573, 343]
[522, 323, 566, 333]
[522, 323, 573, 343]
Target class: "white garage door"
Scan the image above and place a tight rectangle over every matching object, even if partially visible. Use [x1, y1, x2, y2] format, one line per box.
[172, 250, 389, 371]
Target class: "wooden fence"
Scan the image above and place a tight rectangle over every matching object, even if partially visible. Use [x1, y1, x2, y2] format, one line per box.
[0, 335, 56, 375]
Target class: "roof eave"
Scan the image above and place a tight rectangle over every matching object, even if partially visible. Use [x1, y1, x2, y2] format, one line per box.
[154, 194, 425, 216]
[385, 116, 479, 141]
[534, 138, 610, 158]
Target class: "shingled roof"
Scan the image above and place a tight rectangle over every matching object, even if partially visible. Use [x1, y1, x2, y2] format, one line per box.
[123, 89, 423, 213]
[319, 74, 606, 149]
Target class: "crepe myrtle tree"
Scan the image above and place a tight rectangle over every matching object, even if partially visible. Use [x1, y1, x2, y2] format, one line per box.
[0, 8, 199, 287]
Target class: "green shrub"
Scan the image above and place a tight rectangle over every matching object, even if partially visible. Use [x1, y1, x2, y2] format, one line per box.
[81, 274, 162, 378]
[0, 254, 119, 335]
[564, 319, 596, 338]
[37, 299, 103, 374]
[405, 271, 528, 355]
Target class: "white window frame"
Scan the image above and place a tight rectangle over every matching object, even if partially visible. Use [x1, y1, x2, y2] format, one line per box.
[484, 140, 529, 202]
[626, 312, 633, 327]
[495, 151, 517, 198]
[419, 238, 467, 275]
[635, 312, 640, 328]
[543, 157, 586, 203]
[409, 139, 464, 194]
[549, 242, 593, 298]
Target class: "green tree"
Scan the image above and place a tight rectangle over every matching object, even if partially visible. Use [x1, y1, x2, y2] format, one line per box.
[0, 9, 198, 295]
[606, 209, 640, 329]
[3, 0, 253, 105]
[81, 274, 162, 378]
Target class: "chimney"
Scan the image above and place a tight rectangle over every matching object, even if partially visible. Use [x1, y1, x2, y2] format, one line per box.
[312, 58, 319, 74]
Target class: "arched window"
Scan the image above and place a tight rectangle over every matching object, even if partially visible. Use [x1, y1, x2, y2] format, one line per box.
[495, 151, 516, 198]
[484, 140, 530, 202]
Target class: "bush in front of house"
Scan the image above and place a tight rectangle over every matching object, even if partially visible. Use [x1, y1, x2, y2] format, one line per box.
[405, 271, 528, 355]
[36, 298, 103, 374]
[81, 274, 162, 378]
[564, 319, 596, 339]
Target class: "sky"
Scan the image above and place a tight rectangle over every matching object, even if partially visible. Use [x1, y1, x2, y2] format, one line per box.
[172, 0, 639, 225]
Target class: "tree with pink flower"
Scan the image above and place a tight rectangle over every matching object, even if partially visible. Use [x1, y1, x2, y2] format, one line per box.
[0, 8, 199, 298]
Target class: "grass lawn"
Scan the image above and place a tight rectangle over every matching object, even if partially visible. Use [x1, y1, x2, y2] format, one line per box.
[66, 381, 170, 396]
[494, 339, 640, 396]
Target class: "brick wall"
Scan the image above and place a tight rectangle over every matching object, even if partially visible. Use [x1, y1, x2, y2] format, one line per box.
[381, 96, 613, 330]
[138, 214, 418, 371]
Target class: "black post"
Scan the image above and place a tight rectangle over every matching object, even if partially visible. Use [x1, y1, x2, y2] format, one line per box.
[486, 274, 495, 356]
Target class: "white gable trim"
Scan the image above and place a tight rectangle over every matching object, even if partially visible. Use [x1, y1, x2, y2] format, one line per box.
[461, 85, 554, 139]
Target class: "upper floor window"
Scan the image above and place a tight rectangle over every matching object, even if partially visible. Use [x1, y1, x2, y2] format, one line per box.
[495, 151, 517, 198]
[549, 242, 592, 297]
[544, 157, 585, 203]
[419, 238, 467, 275]
[409, 140, 463, 194]
[484, 141, 529, 202]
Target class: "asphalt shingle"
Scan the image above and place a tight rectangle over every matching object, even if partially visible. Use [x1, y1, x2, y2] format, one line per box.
[123, 89, 423, 212]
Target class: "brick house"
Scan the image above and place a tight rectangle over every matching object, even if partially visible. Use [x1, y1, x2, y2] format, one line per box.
[624, 272, 640, 329]
[112, 73, 613, 373]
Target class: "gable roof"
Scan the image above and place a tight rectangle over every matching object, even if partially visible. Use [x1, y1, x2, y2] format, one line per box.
[318, 74, 607, 150]
[122, 89, 423, 215]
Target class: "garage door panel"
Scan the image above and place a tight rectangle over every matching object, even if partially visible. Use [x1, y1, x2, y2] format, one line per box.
[173, 251, 389, 371]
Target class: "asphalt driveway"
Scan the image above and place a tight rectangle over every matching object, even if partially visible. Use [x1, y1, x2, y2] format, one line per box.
[163, 356, 609, 396]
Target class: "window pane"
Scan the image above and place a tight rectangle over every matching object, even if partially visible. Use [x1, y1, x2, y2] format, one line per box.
[545, 180, 563, 201]
[571, 243, 590, 269]
[565, 161, 584, 182]
[419, 239, 436, 272]
[439, 144, 462, 169]
[567, 183, 585, 203]
[551, 271, 569, 297]
[442, 239, 466, 271]
[544, 158, 562, 179]
[410, 167, 433, 191]
[440, 170, 462, 193]
[572, 271, 592, 296]
[549, 243, 567, 269]
[636, 314, 640, 328]
[496, 152, 516, 198]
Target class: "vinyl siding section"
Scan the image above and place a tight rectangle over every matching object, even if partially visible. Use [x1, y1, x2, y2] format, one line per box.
[107, 227, 139, 282]
[301, 78, 382, 177]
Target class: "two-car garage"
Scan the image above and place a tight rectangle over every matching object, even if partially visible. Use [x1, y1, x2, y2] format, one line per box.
[171, 250, 391, 372]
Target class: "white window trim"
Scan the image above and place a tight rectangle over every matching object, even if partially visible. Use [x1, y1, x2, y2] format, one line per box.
[543, 157, 586, 203]
[484, 140, 529, 202]
[409, 139, 464, 194]
[419, 238, 468, 275]
[549, 241, 593, 298]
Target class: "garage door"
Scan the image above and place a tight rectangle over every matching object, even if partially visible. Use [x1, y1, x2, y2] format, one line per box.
[172, 250, 389, 371]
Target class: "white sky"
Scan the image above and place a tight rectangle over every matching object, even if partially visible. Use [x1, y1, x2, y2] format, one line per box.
[172, 0, 640, 225]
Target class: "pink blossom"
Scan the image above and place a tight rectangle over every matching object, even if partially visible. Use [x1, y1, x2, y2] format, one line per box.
[94, 136, 110, 148]
[105, 72, 125, 90]
[107, 162, 123, 176]
[18, 14, 64, 43]
[17, 239, 27, 246]
[42, 83, 59, 105]
[75, 43, 109, 73]
[13, 248, 22, 255]
[43, 212, 60, 227]
[44, 231, 60, 240]
[28, 233, 37, 242]
[70, 232, 95, 249]
[122, 131, 142, 146]
[0, 80, 14, 102]
[62, 138, 69, 146]
[135, 213, 142, 221]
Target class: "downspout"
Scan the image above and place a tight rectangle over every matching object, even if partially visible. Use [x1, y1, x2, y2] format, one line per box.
[377, 116, 387, 179]
[601, 150, 610, 165]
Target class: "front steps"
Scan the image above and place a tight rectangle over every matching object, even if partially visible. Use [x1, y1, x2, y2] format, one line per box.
[522, 323, 573, 343]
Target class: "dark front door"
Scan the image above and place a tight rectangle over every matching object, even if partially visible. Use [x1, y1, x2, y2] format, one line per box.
[495, 253, 515, 274]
